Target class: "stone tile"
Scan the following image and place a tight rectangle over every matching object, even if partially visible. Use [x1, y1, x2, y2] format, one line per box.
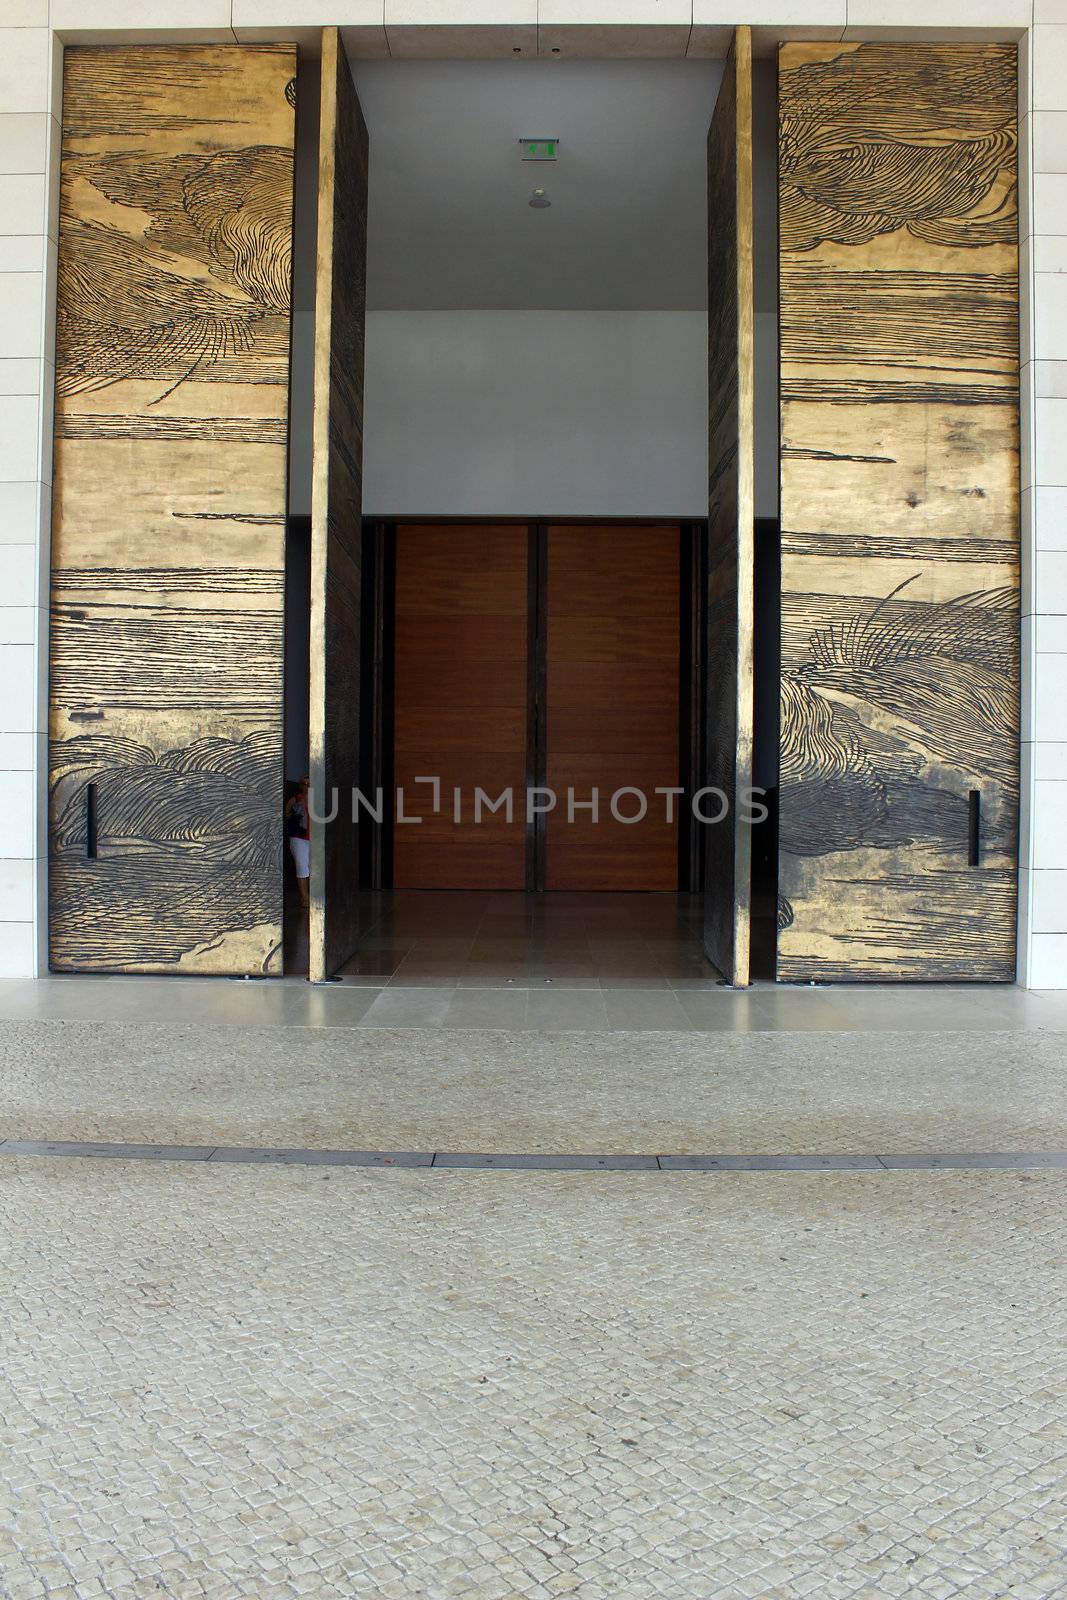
[1034, 110, 1067, 175]
[2, 1139, 211, 1160]
[538, 0, 690, 20]
[391, 0, 533, 18]
[1036, 397, 1067, 487]
[525, 989, 609, 1030]
[49, 0, 233, 33]
[387, 22, 538, 55]
[844, 0, 1029, 35]
[232, 0, 384, 28]
[458, 963, 599, 989]
[0, 921, 34, 979]
[360, 986, 454, 1026]
[537, 3, 690, 59]
[0, 114, 50, 175]
[659, 1153, 884, 1171]
[1034, 740, 1067, 779]
[0, 29, 51, 117]
[877, 1151, 1067, 1169]
[597, 969, 674, 990]
[0, 174, 46, 237]
[1033, 171, 1067, 238]
[1028, 932, 1067, 987]
[676, 992, 769, 1030]
[1035, 484, 1067, 549]
[0, 1, 48, 22]
[603, 989, 692, 1030]
[0, 480, 39, 543]
[694, 0, 846, 28]
[1033, 653, 1067, 743]
[334, 948, 406, 978]
[207, 1146, 432, 1166]
[386, 954, 464, 987]
[0, 642, 36, 735]
[0, 355, 43, 391]
[1032, 23, 1067, 113]
[0, 393, 42, 481]
[298, 987, 379, 1027]
[0, 540, 35, 607]
[441, 989, 529, 1029]
[433, 1151, 658, 1168]
[743, 994, 854, 1032]
[0, 858, 33, 924]
[0, 770, 34, 858]
[1034, 358, 1067, 396]
[0, 606, 34, 646]
[1036, 613, 1067, 652]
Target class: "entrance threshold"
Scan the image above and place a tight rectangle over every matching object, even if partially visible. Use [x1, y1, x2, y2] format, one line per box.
[323, 890, 722, 990]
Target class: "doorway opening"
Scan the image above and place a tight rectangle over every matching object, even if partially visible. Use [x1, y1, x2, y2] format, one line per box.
[286, 47, 780, 986]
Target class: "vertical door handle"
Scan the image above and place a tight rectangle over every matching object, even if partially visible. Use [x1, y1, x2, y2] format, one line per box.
[967, 789, 980, 867]
[85, 782, 98, 859]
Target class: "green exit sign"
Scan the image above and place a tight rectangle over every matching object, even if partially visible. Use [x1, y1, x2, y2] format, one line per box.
[519, 137, 559, 161]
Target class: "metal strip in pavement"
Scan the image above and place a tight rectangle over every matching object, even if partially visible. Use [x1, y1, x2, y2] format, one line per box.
[0, 1140, 1065, 1171]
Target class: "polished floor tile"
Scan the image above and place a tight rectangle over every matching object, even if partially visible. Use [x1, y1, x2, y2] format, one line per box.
[441, 989, 530, 1030]
[604, 989, 693, 1031]
[526, 990, 610, 1032]
[360, 988, 455, 1028]
[388, 955, 464, 988]
[5, 891, 1061, 1035]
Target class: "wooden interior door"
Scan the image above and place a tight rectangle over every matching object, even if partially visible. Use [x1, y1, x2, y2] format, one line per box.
[309, 26, 369, 981]
[777, 42, 1020, 981]
[393, 524, 529, 890]
[545, 524, 680, 892]
[48, 43, 296, 974]
[703, 25, 755, 985]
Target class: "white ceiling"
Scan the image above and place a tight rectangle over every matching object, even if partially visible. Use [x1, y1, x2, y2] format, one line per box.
[350, 60, 724, 311]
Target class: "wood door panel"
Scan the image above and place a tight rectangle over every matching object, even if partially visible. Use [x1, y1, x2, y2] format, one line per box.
[777, 41, 1020, 982]
[394, 618, 525, 664]
[549, 617, 681, 666]
[395, 650, 527, 725]
[396, 525, 528, 614]
[546, 755, 680, 892]
[546, 524, 680, 892]
[48, 43, 296, 976]
[393, 757, 527, 891]
[393, 524, 528, 890]
[396, 719, 527, 756]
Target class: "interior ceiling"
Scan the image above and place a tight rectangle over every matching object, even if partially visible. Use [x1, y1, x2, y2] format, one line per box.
[351, 59, 723, 312]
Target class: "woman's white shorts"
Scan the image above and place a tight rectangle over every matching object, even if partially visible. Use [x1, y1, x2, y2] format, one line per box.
[289, 836, 310, 879]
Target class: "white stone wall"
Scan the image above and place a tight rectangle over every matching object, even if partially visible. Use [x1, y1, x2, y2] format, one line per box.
[0, 9, 58, 982]
[1020, 4, 1067, 988]
[0, 2, 1057, 985]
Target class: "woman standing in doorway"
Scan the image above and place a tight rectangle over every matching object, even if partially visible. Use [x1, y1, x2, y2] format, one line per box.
[285, 776, 311, 909]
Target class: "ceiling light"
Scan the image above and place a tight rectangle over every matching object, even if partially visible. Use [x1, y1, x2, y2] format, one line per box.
[529, 188, 551, 209]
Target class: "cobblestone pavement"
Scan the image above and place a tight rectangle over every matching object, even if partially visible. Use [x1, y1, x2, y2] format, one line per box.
[2, 1159, 1065, 1599]
[3, 1016, 1066, 1154]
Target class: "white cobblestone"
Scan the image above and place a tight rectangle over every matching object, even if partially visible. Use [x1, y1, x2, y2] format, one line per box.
[0, 1161, 1065, 1596]
[2, 1017, 1067, 1154]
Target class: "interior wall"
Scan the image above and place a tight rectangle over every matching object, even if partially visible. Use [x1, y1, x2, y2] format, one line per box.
[363, 310, 705, 518]
[289, 307, 780, 520]
[286, 57, 782, 523]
